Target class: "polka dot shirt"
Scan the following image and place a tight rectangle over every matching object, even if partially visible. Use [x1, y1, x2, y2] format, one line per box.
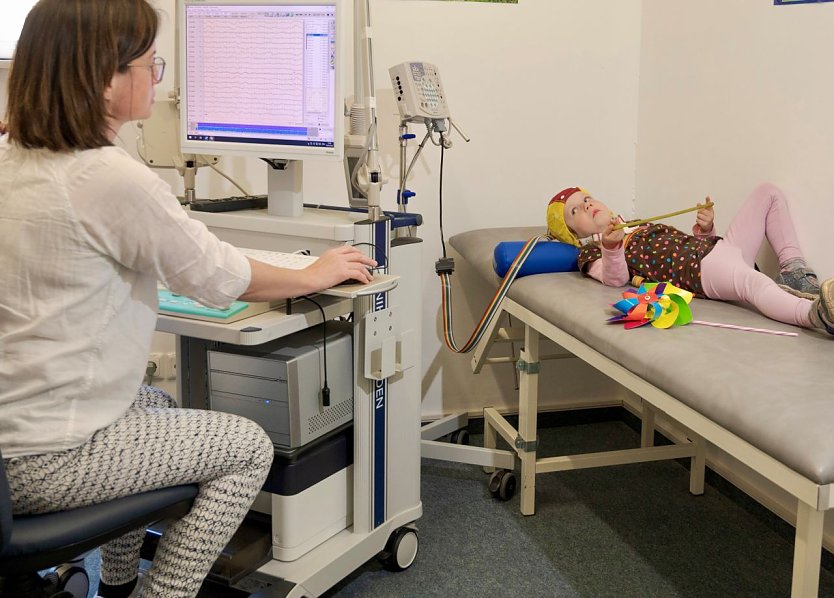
[577, 223, 720, 296]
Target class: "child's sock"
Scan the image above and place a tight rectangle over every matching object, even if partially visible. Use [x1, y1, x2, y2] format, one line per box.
[780, 257, 808, 272]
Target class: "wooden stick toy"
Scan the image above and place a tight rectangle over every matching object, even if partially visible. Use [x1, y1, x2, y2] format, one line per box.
[612, 199, 714, 231]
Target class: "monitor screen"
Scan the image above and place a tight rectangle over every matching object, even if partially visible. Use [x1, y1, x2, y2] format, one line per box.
[179, 0, 344, 161]
[0, 1, 39, 60]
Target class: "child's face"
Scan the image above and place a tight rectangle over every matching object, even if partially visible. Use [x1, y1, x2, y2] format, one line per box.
[563, 191, 613, 239]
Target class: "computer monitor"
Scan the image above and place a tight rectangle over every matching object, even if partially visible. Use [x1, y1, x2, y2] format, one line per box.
[178, 0, 345, 217]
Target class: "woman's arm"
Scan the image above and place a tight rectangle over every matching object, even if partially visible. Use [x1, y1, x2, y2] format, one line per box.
[239, 245, 376, 301]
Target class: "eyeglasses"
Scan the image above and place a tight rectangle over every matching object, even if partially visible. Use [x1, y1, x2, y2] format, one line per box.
[127, 56, 166, 83]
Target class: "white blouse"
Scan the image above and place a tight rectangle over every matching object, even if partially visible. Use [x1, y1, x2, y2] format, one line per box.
[0, 139, 250, 458]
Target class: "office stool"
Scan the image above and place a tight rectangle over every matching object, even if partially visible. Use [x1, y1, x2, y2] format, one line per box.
[0, 448, 198, 597]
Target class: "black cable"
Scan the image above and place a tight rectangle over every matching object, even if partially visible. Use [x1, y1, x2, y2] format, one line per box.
[300, 295, 330, 407]
[439, 143, 447, 258]
[351, 242, 388, 269]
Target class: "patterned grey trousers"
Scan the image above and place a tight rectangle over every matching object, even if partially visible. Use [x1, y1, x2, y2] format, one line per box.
[3, 386, 274, 598]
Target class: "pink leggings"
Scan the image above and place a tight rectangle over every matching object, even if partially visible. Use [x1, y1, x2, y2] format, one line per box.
[700, 182, 813, 328]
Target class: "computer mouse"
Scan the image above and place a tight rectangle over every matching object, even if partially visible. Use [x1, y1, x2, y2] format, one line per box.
[338, 268, 375, 286]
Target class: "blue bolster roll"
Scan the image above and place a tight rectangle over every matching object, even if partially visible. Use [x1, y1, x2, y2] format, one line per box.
[493, 240, 580, 278]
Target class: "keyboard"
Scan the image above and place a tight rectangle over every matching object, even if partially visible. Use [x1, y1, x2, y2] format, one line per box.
[159, 247, 395, 321]
[157, 249, 318, 321]
[237, 247, 319, 270]
[237, 248, 395, 297]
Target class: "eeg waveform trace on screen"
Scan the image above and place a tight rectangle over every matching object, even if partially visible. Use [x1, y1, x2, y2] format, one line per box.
[182, 2, 339, 157]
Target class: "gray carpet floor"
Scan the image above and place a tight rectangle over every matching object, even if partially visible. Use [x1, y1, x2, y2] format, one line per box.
[321, 412, 834, 598]
[84, 410, 834, 597]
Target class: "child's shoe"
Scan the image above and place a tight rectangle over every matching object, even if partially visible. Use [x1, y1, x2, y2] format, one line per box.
[777, 267, 820, 296]
[778, 283, 817, 300]
[810, 279, 834, 335]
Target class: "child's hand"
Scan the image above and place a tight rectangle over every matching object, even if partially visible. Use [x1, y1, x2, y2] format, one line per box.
[696, 197, 714, 234]
[601, 217, 624, 249]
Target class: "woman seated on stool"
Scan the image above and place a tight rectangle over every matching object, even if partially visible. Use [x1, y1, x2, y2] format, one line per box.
[0, 1, 375, 597]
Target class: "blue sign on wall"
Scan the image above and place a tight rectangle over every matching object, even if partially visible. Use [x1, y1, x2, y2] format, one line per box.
[775, 0, 834, 4]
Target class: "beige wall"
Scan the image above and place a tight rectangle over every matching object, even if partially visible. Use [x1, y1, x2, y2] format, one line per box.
[4, 0, 831, 416]
[143, 0, 645, 416]
[371, 0, 644, 416]
[636, 0, 834, 547]
[636, 0, 834, 279]
[1, 1, 642, 415]
[3, 0, 833, 552]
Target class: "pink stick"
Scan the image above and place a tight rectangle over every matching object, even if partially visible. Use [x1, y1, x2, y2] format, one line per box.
[691, 320, 798, 337]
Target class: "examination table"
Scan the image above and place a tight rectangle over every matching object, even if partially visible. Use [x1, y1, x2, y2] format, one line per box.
[450, 226, 834, 598]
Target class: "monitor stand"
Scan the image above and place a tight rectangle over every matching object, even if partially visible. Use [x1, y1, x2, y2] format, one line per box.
[264, 159, 303, 218]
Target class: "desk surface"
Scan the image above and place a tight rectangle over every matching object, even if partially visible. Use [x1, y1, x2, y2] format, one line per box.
[315, 273, 398, 299]
[156, 295, 353, 345]
[157, 274, 397, 344]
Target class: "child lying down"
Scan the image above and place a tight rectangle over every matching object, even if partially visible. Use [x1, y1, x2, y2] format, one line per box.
[545, 183, 833, 336]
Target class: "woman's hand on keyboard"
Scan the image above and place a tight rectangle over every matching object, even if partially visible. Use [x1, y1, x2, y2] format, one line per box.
[240, 246, 377, 301]
[307, 246, 377, 289]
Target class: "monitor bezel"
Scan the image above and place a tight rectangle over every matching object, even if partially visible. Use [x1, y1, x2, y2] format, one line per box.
[177, 0, 346, 162]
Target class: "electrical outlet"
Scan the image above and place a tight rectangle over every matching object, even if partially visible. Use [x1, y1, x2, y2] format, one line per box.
[161, 352, 177, 380]
[148, 352, 163, 380]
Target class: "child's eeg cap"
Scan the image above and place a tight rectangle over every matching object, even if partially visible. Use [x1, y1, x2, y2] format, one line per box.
[547, 186, 584, 247]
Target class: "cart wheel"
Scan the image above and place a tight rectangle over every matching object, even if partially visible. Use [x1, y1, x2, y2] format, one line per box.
[488, 469, 516, 501]
[450, 429, 470, 445]
[378, 527, 419, 572]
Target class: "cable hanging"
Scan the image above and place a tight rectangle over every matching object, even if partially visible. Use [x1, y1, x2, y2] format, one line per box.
[437, 234, 549, 353]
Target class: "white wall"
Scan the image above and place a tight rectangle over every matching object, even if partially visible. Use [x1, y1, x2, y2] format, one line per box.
[369, 1, 642, 416]
[636, 0, 834, 547]
[143, 0, 644, 416]
[636, 0, 834, 279]
[0, 1, 645, 415]
[6, 0, 829, 417]
[5, 0, 834, 547]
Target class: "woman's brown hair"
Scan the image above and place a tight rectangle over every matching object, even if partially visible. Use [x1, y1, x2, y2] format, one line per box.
[5, 0, 159, 151]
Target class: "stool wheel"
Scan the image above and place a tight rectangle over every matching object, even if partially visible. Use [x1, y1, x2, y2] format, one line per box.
[52, 564, 89, 598]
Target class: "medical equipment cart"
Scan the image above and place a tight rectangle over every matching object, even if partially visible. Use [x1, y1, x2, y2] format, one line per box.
[156, 207, 423, 597]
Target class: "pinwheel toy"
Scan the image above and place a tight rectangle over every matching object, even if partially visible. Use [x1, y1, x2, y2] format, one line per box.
[608, 281, 694, 330]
